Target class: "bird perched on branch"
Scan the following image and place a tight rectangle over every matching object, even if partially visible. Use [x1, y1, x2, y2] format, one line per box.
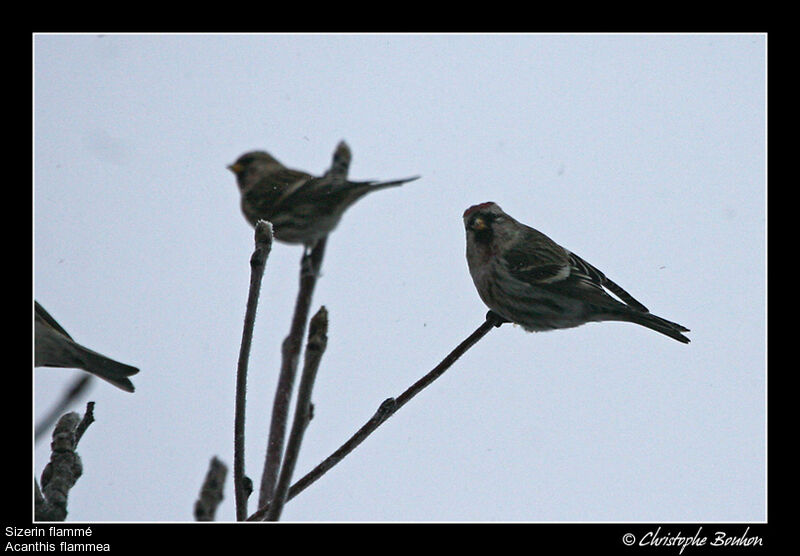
[34, 301, 140, 392]
[463, 202, 690, 343]
[228, 142, 419, 248]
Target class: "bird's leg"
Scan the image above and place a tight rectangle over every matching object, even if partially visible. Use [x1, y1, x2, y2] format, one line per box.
[486, 310, 509, 328]
[300, 248, 315, 277]
[300, 237, 328, 278]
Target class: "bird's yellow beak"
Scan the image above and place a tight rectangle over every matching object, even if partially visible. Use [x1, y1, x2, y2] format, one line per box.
[227, 163, 243, 174]
[471, 216, 488, 231]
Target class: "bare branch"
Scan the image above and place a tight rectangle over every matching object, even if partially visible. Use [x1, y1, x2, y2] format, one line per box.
[258, 141, 350, 508]
[234, 220, 274, 521]
[194, 456, 228, 521]
[74, 401, 95, 444]
[266, 306, 329, 521]
[248, 313, 502, 520]
[259, 238, 327, 508]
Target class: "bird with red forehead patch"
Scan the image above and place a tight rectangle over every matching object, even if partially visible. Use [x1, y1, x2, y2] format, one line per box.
[463, 202, 690, 343]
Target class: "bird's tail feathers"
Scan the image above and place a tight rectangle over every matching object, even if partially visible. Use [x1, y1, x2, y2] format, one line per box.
[77, 347, 140, 392]
[627, 311, 691, 344]
[368, 175, 421, 190]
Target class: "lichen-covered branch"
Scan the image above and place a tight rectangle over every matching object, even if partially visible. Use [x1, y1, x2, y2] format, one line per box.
[35, 402, 96, 521]
[194, 456, 228, 521]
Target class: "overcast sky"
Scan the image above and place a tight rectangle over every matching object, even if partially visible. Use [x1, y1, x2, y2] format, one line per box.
[33, 33, 765, 522]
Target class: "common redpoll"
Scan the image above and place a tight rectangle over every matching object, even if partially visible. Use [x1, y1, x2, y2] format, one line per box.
[35, 302, 140, 392]
[463, 202, 690, 343]
[228, 143, 419, 247]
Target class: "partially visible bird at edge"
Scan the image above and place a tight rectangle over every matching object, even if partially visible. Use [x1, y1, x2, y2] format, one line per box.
[34, 301, 140, 392]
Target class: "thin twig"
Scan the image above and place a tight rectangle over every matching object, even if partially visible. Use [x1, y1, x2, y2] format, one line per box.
[266, 306, 329, 521]
[234, 220, 273, 521]
[74, 401, 95, 444]
[35, 375, 93, 443]
[258, 141, 350, 508]
[248, 312, 504, 520]
[194, 456, 228, 521]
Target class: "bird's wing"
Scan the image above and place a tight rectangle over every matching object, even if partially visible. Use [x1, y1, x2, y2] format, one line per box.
[567, 251, 650, 312]
[34, 301, 73, 340]
[502, 229, 572, 284]
[502, 231, 650, 313]
[271, 169, 322, 206]
[241, 168, 314, 218]
[270, 167, 313, 186]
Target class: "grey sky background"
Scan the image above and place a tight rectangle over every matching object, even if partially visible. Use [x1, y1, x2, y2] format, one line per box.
[33, 33, 765, 522]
